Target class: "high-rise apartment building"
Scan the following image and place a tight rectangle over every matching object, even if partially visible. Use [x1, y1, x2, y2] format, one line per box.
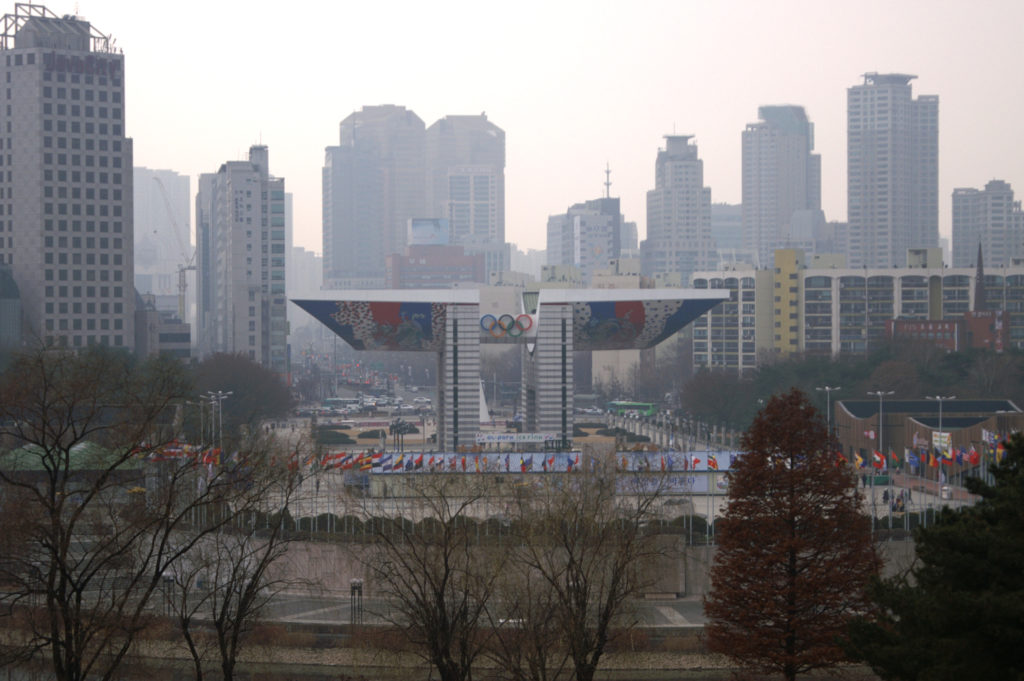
[547, 197, 631, 285]
[847, 73, 939, 268]
[952, 180, 1024, 268]
[642, 135, 715, 281]
[322, 105, 425, 286]
[0, 5, 134, 349]
[742, 106, 821, 267]
[195, 146, 287, 374]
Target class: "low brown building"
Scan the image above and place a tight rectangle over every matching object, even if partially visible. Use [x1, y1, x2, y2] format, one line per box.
[834, 398, 1024, 482]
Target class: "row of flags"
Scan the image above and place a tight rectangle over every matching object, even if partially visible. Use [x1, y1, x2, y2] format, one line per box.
[317, 450, 584, 474]
[845, 429, 1016, 471]
[617, 452, 726, 472]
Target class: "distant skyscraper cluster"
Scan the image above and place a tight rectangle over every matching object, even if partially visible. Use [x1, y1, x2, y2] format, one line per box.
[1, 1, 1022, 371]
[322, 106, 506, 289]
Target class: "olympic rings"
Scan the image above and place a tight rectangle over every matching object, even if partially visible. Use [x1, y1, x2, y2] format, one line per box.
[480, 313, 533, 338]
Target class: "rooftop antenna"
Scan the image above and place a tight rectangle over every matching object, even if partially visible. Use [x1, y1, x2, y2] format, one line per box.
[604, 162, 612, 199]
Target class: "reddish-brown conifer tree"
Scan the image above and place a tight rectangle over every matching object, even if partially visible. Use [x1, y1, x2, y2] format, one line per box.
[704, 388, 880, 681]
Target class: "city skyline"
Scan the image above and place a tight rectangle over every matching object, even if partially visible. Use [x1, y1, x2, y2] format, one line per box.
[41, 0, 1024, 256]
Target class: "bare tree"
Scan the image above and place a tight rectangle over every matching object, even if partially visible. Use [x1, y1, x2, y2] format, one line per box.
[167, 435, 308, 681]
[499, 454, 667, 681]
[0, 346, 245, 681]
[361, 474, 503, 681]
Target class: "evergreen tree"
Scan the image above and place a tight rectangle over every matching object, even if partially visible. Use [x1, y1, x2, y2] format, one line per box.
[704, 388, 880, 681]
[848, 433, 1024, 681]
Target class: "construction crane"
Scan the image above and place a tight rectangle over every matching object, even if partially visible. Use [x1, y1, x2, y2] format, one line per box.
[152, 176, 195, 321]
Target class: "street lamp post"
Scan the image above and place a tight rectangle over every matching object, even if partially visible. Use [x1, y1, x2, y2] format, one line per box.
[926, 394, 956, 484]
[206, 390, 233, 453]
[867, 390, 895, 462]
[816, 386, 841, 437]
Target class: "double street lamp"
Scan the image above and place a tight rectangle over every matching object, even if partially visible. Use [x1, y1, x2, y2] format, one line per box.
[205, 390, 232, 453]
[926, 395, 956, 475]
[867, 390, 895, 464]
[816, 385, 841, 436]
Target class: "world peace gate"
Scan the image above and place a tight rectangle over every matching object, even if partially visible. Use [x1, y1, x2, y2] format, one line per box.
[293, 288, 728, 451]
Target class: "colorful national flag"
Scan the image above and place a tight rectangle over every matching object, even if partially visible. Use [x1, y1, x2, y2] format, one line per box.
[905, 448, 919, 467]
[855, 453, 866, 468]
[872, 450, 885, 469]
[414, 453, 424, 470]
[928, 451, 938, 468]
[864, 429, 876, 440]
[969, 446, 980, 466]
[835, 451, 848, 467]
[691, 456, 701, 469]
[708, 454, 719, 470]
[889, 449, 900, 465]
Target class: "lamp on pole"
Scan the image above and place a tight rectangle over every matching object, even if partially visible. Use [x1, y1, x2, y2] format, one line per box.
[206, 390, 232, 453]
[926, 395, 955, 480]
[867, 390, 894, 462]
[816, 386, 841, 436]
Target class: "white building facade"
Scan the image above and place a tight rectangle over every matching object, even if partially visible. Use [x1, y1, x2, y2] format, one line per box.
[196, 146, 287, 374]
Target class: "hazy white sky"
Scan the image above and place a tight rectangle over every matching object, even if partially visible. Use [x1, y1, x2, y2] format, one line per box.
[57, 0, 1024, 254]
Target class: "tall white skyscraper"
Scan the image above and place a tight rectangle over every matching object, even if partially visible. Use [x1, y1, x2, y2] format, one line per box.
[0, 5, 134, 349]
[322, 105, 425, 286]
[196, 146, 287, 374]
[952, 180, 1024, 268]
[742, 106, 821, 267]
[642, 135, 714, 281]
[847, 73, 939, 268]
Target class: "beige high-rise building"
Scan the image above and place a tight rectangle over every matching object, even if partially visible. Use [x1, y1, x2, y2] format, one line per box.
[847, 73, 939, 268]
[0, 5, 134, 349]
[642, 135, 715, 281]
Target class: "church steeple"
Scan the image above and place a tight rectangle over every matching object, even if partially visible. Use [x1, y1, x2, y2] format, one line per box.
[974, 242, 986, 312]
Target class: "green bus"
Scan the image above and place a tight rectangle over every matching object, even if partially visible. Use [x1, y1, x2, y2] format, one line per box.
[607, 401, 657, 417]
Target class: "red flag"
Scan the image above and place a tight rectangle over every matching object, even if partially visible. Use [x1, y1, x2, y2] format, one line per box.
[691, 456, 701, 468]
[872, 450, 885, 469]
[969, 447, 980, 466]
[889, 449, 900, 464]
[928, 451, 939, 468]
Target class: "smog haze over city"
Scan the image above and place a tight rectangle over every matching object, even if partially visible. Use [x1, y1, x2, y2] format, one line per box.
[70, 0, 1024, 253]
